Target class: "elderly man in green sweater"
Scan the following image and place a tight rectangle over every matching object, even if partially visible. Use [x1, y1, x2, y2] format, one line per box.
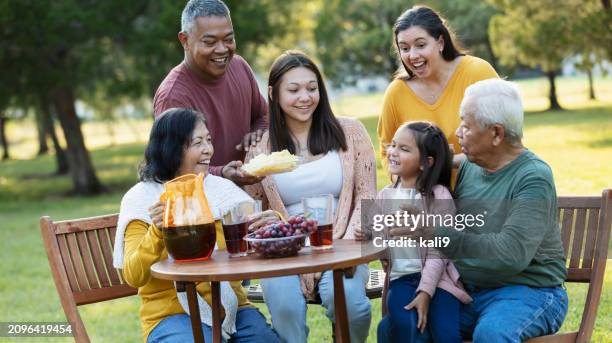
[389, 78, 568, 343]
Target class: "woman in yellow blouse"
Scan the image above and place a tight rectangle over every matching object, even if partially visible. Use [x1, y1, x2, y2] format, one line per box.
[112, 108, 279, 343]
[377, 5, 499, 164]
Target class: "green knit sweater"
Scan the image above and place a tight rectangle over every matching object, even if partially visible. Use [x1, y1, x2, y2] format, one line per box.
[436, 149, 567, 288]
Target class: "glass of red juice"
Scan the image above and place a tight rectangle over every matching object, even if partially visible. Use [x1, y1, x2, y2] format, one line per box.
[303, 194, 334, 250]
[222, 201, 257, 257]
[246, 200, 263, 254]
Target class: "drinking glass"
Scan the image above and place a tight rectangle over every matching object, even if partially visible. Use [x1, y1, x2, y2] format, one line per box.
[246, 200, 262, 254]
[302, 194, 334, 250]
[222, 201, 257, 257]
[379, 187, 420, 214]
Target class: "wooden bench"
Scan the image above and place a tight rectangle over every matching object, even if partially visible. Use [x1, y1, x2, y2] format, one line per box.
[41, 190, 610, 342]
[246, 269, 386, 304]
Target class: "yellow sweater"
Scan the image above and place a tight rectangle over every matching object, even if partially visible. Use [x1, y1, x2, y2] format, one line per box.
[377, 55, 498, 162]
[122, 219, 250, 342]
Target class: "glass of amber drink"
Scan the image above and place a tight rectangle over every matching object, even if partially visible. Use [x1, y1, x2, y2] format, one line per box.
[222, 201, 257, 257]
[246, 200, 263, 254]
[303, 194, 334, 250]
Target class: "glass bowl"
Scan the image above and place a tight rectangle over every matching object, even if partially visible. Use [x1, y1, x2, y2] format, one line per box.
[244, 232, 308, 258]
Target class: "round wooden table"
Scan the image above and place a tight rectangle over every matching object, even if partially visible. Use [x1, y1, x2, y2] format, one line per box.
[151, 239, 386, 343]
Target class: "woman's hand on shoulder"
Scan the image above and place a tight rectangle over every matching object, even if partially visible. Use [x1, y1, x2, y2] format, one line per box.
[236, 128, 265, 152]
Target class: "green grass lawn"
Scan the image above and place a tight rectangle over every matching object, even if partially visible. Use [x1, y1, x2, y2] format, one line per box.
[1, 76, 610, 342]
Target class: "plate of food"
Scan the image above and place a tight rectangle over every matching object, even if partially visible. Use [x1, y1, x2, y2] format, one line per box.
[242, 149, 299, 176]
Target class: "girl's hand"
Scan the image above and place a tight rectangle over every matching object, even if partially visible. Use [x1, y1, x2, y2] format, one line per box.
[354, 225, 372, 241]
[247, 210, 280, 232]
[404, 291, 431, 333]
[148, 201, 166, 229]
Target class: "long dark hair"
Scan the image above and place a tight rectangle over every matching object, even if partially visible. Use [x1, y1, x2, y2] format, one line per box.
[139, 108, 206, 183]
[393, 5, 465, 80]
[394, 121, 452, 203]
[267, 50, 347, 155]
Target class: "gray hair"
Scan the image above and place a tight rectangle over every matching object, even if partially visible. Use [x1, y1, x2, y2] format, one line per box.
[461, 78, 524, 146]
[181, 0, 231, 34]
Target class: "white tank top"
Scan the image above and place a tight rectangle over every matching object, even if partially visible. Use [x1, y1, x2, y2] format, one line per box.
[272, 150, 343, 216]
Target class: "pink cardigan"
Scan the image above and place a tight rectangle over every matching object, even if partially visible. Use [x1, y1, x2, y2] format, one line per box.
[380, 185, 472, 304]
[244, 117, 377, 239]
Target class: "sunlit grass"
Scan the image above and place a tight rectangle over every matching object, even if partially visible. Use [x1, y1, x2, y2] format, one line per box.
[329, 75, 612, 118]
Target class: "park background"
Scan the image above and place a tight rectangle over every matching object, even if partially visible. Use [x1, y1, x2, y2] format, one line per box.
[0, 0, 610, 341]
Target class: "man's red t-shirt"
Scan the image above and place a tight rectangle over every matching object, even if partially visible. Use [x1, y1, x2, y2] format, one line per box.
[153, 55, 268, 176]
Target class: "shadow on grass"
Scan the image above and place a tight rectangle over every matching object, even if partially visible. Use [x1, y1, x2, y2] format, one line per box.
[587, 137, 612, 148]
[524, 106, 612, 129]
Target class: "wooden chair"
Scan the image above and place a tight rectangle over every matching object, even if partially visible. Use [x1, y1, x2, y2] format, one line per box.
[524, 189, 611, 342]
[40, 214, 137, 343]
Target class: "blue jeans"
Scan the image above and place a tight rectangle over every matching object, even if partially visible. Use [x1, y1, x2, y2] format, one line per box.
[147, 307, 280, 343]
[261, 264, 371, 343]
[377, 273, 462, 343]
[459, 284, 568, 343]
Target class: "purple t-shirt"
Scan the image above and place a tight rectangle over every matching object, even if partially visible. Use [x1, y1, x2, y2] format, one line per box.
[153, 55, 268, 176]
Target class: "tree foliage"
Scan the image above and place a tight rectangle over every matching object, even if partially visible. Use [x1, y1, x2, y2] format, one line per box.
[0, 0, 304, 194]
[313, 0, 502, 86]
[436, 1, 499, 71]
[314, 0, 409, 86]
[489, 0, 610, 110]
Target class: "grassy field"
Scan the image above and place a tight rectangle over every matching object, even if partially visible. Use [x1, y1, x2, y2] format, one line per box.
[1, 76, 610, 342]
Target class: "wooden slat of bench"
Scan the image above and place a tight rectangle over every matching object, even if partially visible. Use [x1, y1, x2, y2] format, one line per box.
[98, 227, 122, 285]
[581, 208, 599, 269]
[53, 214, 119, 235]
[558, 197, 600, 208]
[73, 284, 137, 306]
[560, 208, 574, 255]
[86, 230, 111, 288]
[76, 232, 100, 290]
[65, 233, 91, 292]
[569, 208, 587, 269]
[566, 268, 591, 283]
[57, 234, 80, 292]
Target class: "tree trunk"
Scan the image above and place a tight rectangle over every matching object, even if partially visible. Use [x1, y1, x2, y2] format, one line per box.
[546, 71, 563, 111]
[35, 109, 49, 156]
[587, 68, 596, 100]
[53, 85, 104, 195]
[0, 114, 9, 160]
[603, 0, 610, 9]
[46, 104, 69, 174]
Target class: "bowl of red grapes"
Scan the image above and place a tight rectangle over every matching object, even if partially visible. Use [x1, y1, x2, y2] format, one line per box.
[245, 215, 317, 258]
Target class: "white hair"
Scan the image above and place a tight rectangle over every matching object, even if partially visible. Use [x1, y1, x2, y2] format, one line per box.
[181, 0, 231, 35]
[461, 78, 524, 145]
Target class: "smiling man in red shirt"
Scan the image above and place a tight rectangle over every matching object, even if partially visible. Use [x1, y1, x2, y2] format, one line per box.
[153, 0, 266, 186]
